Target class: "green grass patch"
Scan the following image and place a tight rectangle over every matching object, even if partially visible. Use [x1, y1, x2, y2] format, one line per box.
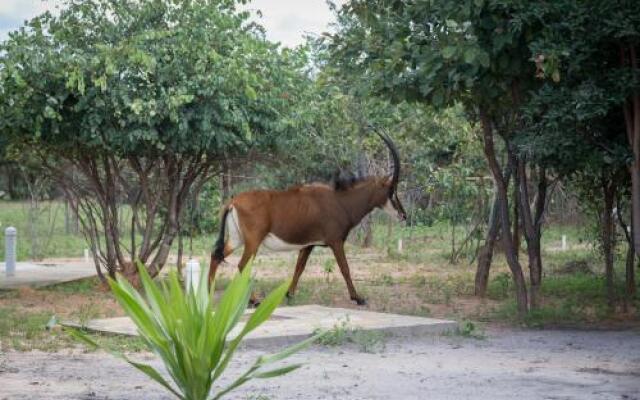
[46, 277, 102, 295]
[90, 332, 148, 353]
[541, 273, 606, 301]
[315, 317, 386, 353]
[444, 320, 486, 339]
[0, 306, 147, 352]
[0, 307, 68, 351]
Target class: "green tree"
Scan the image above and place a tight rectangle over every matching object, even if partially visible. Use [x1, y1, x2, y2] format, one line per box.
[522, 0, 639, 307]
[324, 0, 561, 313]
[0, 0, 306, 281]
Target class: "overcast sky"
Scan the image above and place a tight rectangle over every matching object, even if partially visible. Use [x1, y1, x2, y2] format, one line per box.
[0, 0, 346, 47]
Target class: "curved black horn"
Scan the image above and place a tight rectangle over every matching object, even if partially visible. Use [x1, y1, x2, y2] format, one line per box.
[373, 127, 401, 192]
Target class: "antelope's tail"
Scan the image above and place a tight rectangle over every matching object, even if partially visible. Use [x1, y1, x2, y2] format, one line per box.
[213, 207, 231, 263]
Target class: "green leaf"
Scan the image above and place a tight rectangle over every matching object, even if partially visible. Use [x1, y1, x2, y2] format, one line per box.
[245, 86, 258, 101]
[463, 48, 476, 64]
[125, 358, 185, 400]
[442, 46, 456, 59]
[477, 51, 490, 68]
[258, 330, 327, 365]
[63, 327, 99, 349]
[254, 364, 302, 379]
[240, 279, 290, 336]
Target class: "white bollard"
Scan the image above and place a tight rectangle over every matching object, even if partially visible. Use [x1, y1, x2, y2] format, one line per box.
[5, 226, 17, 277]
[84, 249, 90, 263]
[397, 238, 403, 253]
[561, 235, 567, 251]
[184, 258, 201, 293]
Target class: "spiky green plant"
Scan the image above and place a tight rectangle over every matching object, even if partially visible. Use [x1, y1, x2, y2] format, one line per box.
[67, 262, 321, 400]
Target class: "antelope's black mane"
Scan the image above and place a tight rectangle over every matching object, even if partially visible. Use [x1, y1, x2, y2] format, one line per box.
[331, 170, 369, 191]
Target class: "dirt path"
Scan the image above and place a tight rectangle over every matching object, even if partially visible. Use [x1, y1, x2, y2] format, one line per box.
[1, 328, 639, 400]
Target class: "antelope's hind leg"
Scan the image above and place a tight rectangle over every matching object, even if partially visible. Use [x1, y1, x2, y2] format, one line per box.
[330, 242, 366, 306]
[209, 207, 244, 286]
[236, 238, 264, 307]
[287, 246, 314, 300]
[208, 241, 236, 286]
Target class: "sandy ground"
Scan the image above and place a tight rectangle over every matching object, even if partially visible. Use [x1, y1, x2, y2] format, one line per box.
[1, 328, 639, 400]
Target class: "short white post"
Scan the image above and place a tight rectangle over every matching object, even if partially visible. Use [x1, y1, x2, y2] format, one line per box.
[184, 258, 201, 293]
[561, 235, 567, 251]
[5, 226, 17, 277]
[84, 249, 90, 263]
[397, 238, 403, 253]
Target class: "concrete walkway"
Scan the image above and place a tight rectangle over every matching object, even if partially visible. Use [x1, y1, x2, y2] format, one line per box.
[3, 328, 639, 399]
[68, 305, 457, 345]
[0, 261, 96, 289]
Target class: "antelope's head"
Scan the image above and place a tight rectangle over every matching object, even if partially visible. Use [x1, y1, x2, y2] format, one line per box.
[374, 130, 407, 222]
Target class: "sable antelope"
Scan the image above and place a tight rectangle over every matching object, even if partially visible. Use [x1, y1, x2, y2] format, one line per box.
[208, 130, 406, 305]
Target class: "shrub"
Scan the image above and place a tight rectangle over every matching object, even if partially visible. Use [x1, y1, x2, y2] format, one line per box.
[67, 263, 322, 400]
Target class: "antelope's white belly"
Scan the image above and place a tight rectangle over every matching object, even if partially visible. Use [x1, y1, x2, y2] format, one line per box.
[262, 233, 322, 252]
[226, 208, 322, 252]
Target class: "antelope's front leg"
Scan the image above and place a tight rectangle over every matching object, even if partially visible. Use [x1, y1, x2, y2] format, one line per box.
[330, 242, 366, 305]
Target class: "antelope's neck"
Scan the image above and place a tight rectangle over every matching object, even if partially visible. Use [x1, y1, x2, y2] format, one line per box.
[336, 184, 378, 227]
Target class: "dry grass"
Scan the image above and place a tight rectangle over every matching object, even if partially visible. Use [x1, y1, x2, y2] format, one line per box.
[1, 223, 638, 352]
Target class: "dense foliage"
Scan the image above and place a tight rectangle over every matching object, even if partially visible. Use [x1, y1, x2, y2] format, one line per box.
[0, 0, 307, 279]
[325, 0, 640, 313]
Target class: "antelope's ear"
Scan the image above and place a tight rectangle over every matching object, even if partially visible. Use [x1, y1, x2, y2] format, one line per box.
[383, 175, 393, 187]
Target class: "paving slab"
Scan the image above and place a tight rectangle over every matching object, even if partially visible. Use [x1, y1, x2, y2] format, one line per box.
[0, 261, 97, 289]
[68, 305, 457, 345]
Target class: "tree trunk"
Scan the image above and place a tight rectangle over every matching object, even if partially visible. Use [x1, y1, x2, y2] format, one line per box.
[601, 173, 616, 311]
[475, 193, 500, 296]
[64, 200, 71, 235]
[627, 243, 637, 299]
[177, 228, 184, 274]
[616, 195, 637, 300]
[513, 166, 521, 255]
[360, 215, 373, 248]
[517, 161, 547, 310]
[221, 160, 231, 200]
[5, 165, 20, 199]
[475, 164, 514, 296]
[480, 108, 528, 315]
[622, 44, 640, 256]
[625, 244, 636, 307]
[450, 217, 456, 263]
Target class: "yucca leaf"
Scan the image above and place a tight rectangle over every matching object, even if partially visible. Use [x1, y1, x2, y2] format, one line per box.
[208, 265, 252, 372]
[125, 358, 185, 400]
[211, 368, 255, 400]
[66, 259, 314, 400]
[258, 330, 327, 366]
[108, 278, 165, 345]
[136, 261, 171, 331]
[253, 364, 302, 379]
[212, 276, 290, 382]
[195, 262, 210, 313]
[239, 279, 290, 337]
[63, 326, 99, 349]
[64, 327, 184, 399]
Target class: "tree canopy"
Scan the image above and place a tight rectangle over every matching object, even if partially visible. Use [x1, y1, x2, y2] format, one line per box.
[0, 0, 308, 279]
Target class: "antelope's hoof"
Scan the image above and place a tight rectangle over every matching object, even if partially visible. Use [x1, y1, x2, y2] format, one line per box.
[353, 297, 367, 306]
[249, 298, 261, 308]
